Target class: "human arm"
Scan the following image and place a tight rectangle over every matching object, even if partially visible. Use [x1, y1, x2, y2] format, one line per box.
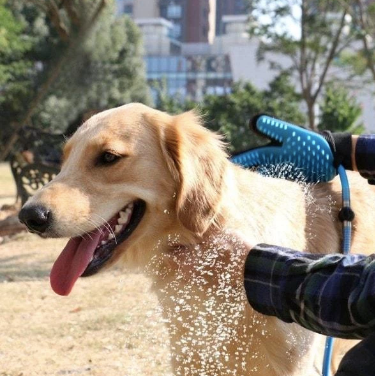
[243, 244, 375, 339]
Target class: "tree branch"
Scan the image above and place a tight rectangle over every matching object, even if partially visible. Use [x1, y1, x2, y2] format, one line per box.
[299, 0, 307, 95]
[312, 8, 348, 102]
[47, 0, 70, 41]
[355, 0, 375, 82]
[61, 0, 81, 26]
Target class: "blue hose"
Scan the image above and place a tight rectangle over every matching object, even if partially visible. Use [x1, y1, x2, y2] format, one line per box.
[323, 337, 335, 376]
[322, 165, 352, 376]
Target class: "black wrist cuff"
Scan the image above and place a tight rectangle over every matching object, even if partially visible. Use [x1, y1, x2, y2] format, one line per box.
[332, 133, 353, 170]
[321, 131, 352, 169]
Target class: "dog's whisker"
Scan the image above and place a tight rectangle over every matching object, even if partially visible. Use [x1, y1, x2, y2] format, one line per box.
[88, 216, 109, 236]
[87, 218, 105, 236]
[76, 225, 94, 241]
[92, 213, 118, 244]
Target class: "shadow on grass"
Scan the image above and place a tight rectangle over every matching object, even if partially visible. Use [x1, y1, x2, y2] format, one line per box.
[0, 253, 52, 282]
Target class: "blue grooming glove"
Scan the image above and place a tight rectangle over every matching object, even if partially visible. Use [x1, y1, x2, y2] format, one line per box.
[231, 115, 337, 182]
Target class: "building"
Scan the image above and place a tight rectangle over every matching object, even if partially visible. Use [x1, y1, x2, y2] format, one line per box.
[115, 0, 134, 16]
[158, 0, 185, 40]
[133, 0, 159, 19]
[136, 15, 249, 102]
[119, 0, 216, 43]
[216, 0, 247, 35]
[136, 18, 181, 56]
[116, 0, 375, 130]
[183, 0, 216, 43]
[117, 0, 247, 41]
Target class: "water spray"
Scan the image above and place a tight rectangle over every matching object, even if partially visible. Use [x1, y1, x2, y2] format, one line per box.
[232, 115, 354, 376]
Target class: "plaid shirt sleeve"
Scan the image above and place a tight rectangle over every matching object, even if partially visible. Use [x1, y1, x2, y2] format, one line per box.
[244, 244, 375, 339]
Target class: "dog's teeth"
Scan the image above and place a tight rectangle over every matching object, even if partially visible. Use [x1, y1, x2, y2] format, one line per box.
[118, 217, 128, 225]
[115, 225, 123, 234]
[127, 202, 134, 210]
[101, 241, 106, 245]
[125, 207, 132, 214]
[119, 211, 127, 219]
[108, 233, 115, 240]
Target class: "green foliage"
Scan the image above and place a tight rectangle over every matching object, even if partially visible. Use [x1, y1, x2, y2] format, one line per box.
[263, 72, 305, 125]
[337, 50, 369, 76]
[251, 0, 351, 62]
[199, 82, 265, 151]
[202, 75, 305, 152]
[0, 0, 37, 152]
[0, 0, 150, 157]
[249, 0, 354, 129]
[338, 1, 375, 84]
[152, 78, 195, 115]
[0, 0, 33, 102]
[33, 8, 151, 131]
[156, 73, 305, 152]
[319, 83, 364, 134]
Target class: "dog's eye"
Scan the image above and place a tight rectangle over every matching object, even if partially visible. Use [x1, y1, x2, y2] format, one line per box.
[98, 152, 121, 166]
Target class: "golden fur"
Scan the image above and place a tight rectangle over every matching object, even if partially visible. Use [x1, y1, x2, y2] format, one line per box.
[26, 103, 375, 375]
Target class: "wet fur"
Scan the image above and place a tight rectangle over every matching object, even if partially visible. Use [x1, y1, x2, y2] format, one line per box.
[26, 103, 375, 375]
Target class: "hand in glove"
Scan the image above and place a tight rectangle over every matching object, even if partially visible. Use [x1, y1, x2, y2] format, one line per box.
[231, 114, 352, 183]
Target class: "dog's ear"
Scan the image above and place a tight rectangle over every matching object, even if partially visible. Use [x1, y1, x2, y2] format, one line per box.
[150, 110, 228, 236]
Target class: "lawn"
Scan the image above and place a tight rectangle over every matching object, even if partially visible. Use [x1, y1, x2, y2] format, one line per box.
[0, 163, 171, 376]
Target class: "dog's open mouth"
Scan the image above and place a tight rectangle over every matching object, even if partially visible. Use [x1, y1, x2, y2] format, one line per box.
[50, 200, 146, 296]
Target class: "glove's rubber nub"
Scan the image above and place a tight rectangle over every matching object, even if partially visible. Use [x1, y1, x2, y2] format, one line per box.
[231, 115, 337, 182]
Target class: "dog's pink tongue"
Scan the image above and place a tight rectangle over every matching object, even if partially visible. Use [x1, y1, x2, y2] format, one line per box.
[50, 232, 101, 296]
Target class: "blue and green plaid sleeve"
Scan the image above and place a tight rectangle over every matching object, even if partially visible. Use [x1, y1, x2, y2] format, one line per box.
[244, 244, 375, 339]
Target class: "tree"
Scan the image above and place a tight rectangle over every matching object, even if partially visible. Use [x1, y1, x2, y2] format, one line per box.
[319, 82, 364, 133]
[350, 0, 375, 83]
[199, 82, 266, 151]
[151, 78, 195, 115]
[156, 73, 305, 152]
[203, 75, 306, 152]
[249, 0, 355, 130]
[0, 0, 107, 160]
[33, 6, 151, 132]
[0, 0, 150, 160]
[0, 0, 34, 150]
[0, 0, 32, 93]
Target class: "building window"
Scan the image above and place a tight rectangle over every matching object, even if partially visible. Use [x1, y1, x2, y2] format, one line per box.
[124, 4, 133, 15]
[235, 0, 246, 13]
[171, 23, 181, 39]
[167, 4, 182, 18]
[160, 5, 167, 18]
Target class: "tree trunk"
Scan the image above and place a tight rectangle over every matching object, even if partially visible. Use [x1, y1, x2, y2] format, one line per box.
[306, 100, 316, 130]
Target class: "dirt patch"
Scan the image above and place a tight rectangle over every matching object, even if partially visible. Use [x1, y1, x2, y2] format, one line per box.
[0, 162, 17, 208]
[0, 234, 172, 375]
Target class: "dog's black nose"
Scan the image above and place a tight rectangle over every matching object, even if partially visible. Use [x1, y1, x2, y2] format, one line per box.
[19, 205, 52, 234]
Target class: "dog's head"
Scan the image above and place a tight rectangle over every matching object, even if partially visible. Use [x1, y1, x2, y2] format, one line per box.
[19, 103, 229, 295]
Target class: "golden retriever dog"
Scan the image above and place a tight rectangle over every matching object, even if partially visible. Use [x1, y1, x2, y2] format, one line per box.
[19, 103, 375, 375]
